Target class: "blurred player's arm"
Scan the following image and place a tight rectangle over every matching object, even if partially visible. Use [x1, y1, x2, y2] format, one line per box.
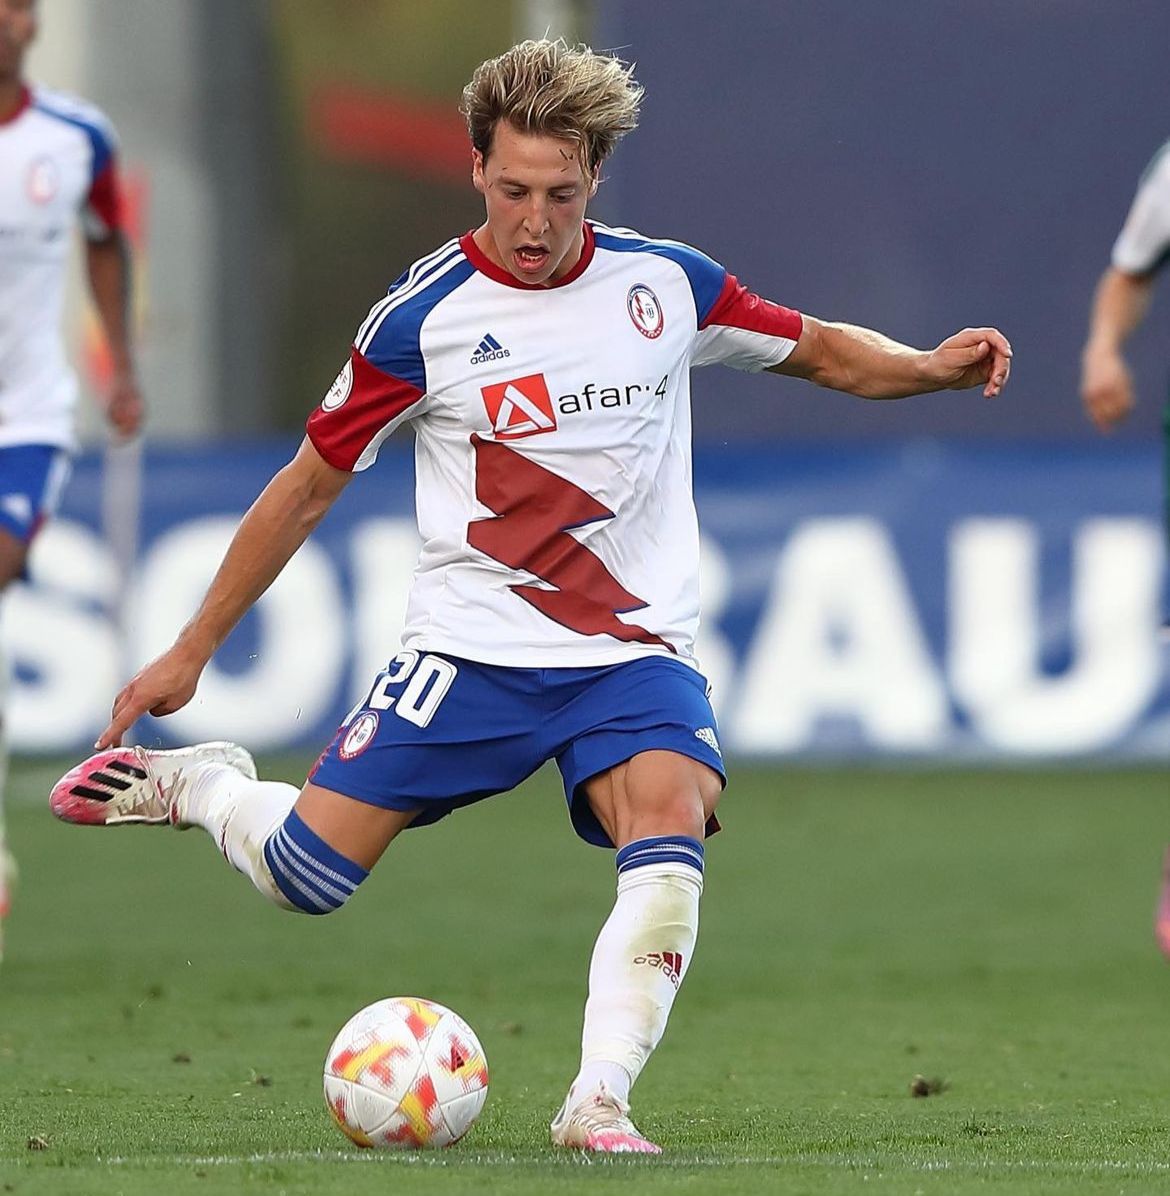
[1080, 266, 1155, 433]
[769, 316, 1011, 400]
[97, 438, 353, 748]
[85, 230, 144, 438]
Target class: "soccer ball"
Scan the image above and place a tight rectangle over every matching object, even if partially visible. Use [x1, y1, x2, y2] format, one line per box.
[323, 996, 489, 1149]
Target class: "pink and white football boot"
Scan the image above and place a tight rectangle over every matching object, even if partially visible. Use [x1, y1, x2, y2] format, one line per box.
[49, 742, 256, 827]
[550, 1082, 662, 1154]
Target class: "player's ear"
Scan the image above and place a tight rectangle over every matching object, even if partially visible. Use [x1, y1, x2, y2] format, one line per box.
[471, 149, 487, 196]
[587, 168, 600, 199]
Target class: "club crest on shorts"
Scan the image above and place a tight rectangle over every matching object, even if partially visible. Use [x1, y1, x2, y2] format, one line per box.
[627, 284, 664, 339]
[340, 711, 379, 760]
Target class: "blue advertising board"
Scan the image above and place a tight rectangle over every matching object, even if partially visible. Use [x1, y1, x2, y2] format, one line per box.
[6, 439, 1166, 761]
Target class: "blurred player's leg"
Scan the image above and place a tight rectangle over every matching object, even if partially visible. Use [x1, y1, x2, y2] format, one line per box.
[0, 525, 28, 967]
[0, 634, 11, 965]
[1156, 846, 1170, 960]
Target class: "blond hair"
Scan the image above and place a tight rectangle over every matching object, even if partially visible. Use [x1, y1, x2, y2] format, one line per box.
[461, 38, 642, 176]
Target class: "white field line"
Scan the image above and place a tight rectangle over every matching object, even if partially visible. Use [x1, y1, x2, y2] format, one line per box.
[93, 1150, 1170, 1176]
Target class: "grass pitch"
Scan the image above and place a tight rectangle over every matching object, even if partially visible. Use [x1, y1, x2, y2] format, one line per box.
[1, 759, 1169, 1194]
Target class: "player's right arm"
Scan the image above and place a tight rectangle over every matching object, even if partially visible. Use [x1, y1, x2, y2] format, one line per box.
[1082, 142, 1170, 432]
[97, 437, 352, 747]
[1080, 266, 1154, 433]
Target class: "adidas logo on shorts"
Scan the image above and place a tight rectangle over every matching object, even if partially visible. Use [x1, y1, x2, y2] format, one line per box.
[470, 333, 511, 364]
[694, 726, 721, 755]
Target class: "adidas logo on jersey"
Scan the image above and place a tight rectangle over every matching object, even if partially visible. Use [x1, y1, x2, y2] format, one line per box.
[470, 333, 511, 364]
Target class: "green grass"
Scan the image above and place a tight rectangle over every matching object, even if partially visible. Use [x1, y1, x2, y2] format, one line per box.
[2, 759, 1170, 1194]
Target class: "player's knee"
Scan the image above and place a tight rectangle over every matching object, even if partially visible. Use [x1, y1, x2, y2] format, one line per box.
[635, 782, 718, 841]
[261, 810, 369, 915]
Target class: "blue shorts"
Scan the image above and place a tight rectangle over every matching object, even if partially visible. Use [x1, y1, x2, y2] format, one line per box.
[0, 445, 71, 545]
[310, 652, 726, 848]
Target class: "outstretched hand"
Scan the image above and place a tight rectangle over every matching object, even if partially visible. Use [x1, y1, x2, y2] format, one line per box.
[97, 645, 206, 749]
[926, 327, 1013, 398]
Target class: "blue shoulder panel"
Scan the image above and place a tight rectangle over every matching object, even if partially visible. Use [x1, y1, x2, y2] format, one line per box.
[33, 96, 115, 182]
[361, 254, 476, 392]
[592, 225, 727, 324]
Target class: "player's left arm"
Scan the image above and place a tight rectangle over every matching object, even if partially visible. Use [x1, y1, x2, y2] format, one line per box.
[769, 315, 1012, 400]
[85, 230, 143, 438]
[82, 118, 143, 439]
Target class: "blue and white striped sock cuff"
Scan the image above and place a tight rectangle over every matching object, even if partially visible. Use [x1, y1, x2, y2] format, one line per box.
[262, 810, 368, 915]
[615, 834, 704, 877]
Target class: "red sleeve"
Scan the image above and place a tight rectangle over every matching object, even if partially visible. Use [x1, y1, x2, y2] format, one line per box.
[85, 159, 124, 236]
[307, 345, 426, 471]
[700, 272, 802, 340]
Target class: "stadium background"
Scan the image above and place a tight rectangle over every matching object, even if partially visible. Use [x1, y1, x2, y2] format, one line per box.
[7, 0, 1169, 760]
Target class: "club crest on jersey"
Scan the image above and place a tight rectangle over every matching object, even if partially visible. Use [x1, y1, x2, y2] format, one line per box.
[339, 711, 379, 760]
[322, 359, 354, 411]
[480, 373, 557, 440]
[627, 284, 664, 339]
[26, 156, 60, 205]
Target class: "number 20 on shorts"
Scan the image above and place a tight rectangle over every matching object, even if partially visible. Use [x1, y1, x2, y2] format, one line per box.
[357, 651, 458, 729]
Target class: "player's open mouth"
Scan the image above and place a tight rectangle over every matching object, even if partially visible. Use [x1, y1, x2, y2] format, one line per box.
[513, 245, 550, 274]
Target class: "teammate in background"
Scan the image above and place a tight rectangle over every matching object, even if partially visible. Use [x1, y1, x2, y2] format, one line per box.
[1079, 137, 1170, 958]
[49, 40, 1008, 1152]
[0, 0, 143, 964]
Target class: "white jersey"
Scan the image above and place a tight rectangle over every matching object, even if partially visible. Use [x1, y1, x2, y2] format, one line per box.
[0, 85, 123, 451]
[308, 221, 802, 669]
[1112, 139, 1170, 276]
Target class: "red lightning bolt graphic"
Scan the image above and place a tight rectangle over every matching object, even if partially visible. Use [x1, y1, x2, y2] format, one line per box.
[467, 435, 672, 651]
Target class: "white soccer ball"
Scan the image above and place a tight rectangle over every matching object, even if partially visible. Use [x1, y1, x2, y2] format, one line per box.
[323, 996, 489, 1149]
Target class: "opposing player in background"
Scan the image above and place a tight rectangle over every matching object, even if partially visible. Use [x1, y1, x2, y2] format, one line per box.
[1080, 137, 1170, 957]
[0, 0, 143, 964]
[50, 40, 1008, 1151]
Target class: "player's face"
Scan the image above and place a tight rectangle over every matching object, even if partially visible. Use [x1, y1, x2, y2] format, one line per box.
[472, 121, 598, 286]
[0, 0, 36, 82]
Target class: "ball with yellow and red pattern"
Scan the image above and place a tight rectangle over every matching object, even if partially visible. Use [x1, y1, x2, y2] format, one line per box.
[323, 996, 489, 1149]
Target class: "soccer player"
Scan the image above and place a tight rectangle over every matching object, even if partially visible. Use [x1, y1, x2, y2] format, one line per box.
[1079, 136, 1170, 957]
[0, 0, 142, 963]
[50, 40, 1009, 1151]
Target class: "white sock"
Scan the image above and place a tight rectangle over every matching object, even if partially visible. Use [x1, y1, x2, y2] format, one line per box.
[569, 857, 703, 1106]
[177, 763, 298, 910]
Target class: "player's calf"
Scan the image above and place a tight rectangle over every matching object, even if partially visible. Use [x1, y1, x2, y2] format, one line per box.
[552, 833, 704, 1153]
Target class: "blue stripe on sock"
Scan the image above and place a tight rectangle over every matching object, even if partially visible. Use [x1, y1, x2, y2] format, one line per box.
[268, 831, 344, 911]
[276, 828, 357, 904]
[262, 810, 369, 915]
[265, 831, 339, 913]
[615, 834, 705, 876]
